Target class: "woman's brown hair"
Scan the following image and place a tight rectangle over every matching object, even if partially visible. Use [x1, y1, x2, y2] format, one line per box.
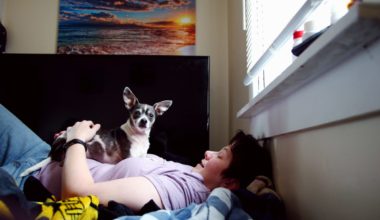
[222, 130, 271, 188]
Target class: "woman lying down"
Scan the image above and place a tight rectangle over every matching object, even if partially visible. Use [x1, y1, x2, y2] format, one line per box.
[0, 104, 282, 219]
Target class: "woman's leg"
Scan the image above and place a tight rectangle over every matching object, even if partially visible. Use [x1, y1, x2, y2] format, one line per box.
[0, 104, 50, 188]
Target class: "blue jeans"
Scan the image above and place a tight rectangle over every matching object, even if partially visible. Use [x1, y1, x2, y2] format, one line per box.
[0, 104, 50, 189]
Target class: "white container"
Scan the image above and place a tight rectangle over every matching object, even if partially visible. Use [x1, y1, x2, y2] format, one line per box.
[302, 20, 319, 41]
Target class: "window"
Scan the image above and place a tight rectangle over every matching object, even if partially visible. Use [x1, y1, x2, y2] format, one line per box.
[243, 0, 350, 97]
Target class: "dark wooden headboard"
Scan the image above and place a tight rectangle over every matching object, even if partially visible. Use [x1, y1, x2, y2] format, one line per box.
[0, 54, 210, 165]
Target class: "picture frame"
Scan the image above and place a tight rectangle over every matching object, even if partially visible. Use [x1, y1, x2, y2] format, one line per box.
[57, 0, 196, 55]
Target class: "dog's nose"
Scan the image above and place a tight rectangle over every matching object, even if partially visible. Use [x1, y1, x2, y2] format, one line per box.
[139, 119, 147, 127]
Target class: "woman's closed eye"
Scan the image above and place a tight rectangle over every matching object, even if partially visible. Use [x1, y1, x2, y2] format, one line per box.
[217, 151, 225, 159]
[218, 146, 231, 159]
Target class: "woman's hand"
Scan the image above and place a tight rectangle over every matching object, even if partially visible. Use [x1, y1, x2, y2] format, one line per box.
[53, 131, 63, 139]
[65, 120, 101, 142]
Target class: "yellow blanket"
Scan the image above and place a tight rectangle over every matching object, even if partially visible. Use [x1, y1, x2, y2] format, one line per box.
[0, 195, 99, 220]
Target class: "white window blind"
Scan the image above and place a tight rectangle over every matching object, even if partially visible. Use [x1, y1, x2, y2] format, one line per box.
[243, 0, 347, 97]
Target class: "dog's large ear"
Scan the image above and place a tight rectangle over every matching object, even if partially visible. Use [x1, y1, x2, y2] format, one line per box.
[154, 100, 172, 116]
[123, 87, 139, 110]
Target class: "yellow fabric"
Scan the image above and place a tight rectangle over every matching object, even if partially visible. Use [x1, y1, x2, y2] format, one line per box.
[35, 195, 99, 220]
[0, 200, 14, 220]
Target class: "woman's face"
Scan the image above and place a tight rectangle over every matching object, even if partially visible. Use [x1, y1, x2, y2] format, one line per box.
[193, 145, 234, 189]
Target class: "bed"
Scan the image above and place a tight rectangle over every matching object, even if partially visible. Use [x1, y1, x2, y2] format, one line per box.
[0, 54, 285, 219]
[0, 168, 285, 220]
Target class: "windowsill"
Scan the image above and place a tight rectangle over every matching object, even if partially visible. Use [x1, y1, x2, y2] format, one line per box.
[237, 3, 380, 118]
[238, 2, 380, 119]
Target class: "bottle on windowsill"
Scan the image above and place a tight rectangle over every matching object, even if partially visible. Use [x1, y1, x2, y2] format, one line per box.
[347, 0, 362, 9]
[292, 30, 303, 61]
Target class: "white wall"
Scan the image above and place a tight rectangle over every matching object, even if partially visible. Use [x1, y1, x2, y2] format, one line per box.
[272, 114, 380, 219]
[196, 0, 230, 149]
[227, 1, 380, 219]
[227, 0, 251, 136]
[1, 0, 230, 149]
[264, 41, 380, 219]
[0, 0, 4, 21]
[2, 0, 58, 53]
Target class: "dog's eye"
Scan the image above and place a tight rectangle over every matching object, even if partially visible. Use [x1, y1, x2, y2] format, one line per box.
[134, 111, 141, 118]
[148, 113, 154, 118]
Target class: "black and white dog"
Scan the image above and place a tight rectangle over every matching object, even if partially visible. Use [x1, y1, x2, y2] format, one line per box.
[20, 87, 172, 176]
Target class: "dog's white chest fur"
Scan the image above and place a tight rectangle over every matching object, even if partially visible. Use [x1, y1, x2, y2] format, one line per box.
[128, 135, 150, 157]
[121, 121, 150, 158]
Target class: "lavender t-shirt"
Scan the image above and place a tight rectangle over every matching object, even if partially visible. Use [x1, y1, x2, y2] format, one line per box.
[34, 154, 210, 210]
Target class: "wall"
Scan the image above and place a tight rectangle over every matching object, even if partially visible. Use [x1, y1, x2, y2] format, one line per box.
[0, 0, 3, 21]
[1, 0, 58, 53]
[272, 114, 380, 219]
[196, 0, 229, 149]
[228, 1, 380, 219]
[227, 0, 250, 136]
[1, 0, 230, 149]
[264, 41, 380, 219]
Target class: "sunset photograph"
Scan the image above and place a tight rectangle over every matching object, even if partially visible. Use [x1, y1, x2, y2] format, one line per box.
[57, 0, 196, 55]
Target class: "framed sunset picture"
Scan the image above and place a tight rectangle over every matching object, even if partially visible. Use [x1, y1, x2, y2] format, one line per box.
[57, 0, 196, 55]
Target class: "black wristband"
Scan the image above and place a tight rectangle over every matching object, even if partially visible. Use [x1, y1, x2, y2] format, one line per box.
[63, 139, 88, 151]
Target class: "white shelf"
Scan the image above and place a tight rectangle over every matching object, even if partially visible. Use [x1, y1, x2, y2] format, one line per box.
[238, 2, 380, 118]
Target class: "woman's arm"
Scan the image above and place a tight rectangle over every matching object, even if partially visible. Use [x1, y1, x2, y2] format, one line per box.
[61, 120, 99, 199]
[61, 120, 163, 211]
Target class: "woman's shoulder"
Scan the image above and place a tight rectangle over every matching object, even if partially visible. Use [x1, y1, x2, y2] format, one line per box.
[146, 153, 166, 162]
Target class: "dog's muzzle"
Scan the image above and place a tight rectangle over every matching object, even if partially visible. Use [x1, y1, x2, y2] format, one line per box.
[138, 119, 148, 128]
